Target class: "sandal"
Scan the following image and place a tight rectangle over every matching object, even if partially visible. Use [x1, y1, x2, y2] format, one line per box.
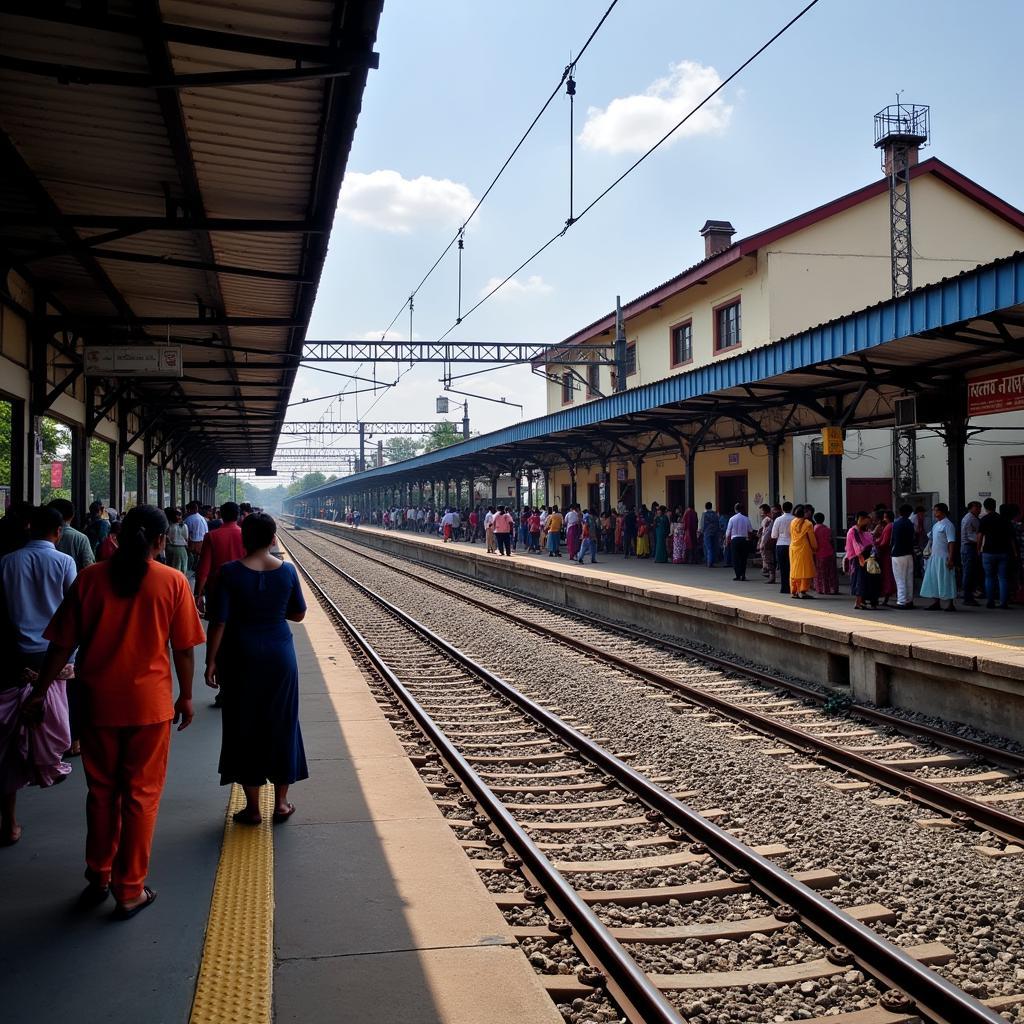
[113, 886, 157, 921]
[232, 808, 263, 826]
[77, 882, 111, 909]
[273, 803, 296, 823]
[0, 826, 23, 847]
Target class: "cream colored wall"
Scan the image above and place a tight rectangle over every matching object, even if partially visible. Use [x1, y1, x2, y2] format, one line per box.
[545, 254, 766, 412]
[546, 173, 1024, 415]
[767, 175, 1024, 340]
[547, 438, 793, 512]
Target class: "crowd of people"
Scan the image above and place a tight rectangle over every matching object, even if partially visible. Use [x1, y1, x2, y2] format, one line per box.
[0, 496, 308, 921]
[345, 495, 1022, 612]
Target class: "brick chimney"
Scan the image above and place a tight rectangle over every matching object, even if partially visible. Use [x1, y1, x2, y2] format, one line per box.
[700, 220, 735, 259]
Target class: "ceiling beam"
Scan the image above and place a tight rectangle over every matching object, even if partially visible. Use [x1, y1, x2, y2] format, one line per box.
[0, 129, 134, 320]
[0, 54, 370, 90]
[2, 215, 319, 232]
[0, 5, 380, 67]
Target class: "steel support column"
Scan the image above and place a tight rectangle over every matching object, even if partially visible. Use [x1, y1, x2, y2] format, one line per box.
[767, 442, 781, 506]
[634, 458, 644, 511]
[71, 424, 89, 519]
[828, 454, 844, 537]
[685, 446, 698, 510]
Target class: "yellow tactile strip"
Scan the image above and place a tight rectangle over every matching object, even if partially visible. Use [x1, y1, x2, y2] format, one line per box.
[189, 784, 274, 1024]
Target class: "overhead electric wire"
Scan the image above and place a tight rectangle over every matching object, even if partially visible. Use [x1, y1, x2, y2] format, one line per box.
[373, 0, 622, 339]
[435, 0, 824, 350]
[286, 1, 621, 442]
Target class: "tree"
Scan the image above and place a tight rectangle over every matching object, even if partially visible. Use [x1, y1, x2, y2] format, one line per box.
[286, 471, 336, 497]
[38, 417, 72, 506]
[422, 421, 464, 453]
[384, 436, 422, 464]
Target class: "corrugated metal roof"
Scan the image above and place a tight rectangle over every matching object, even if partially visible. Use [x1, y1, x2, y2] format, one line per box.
[289, 250, 1024, 503]
[0, 1, 383, 467]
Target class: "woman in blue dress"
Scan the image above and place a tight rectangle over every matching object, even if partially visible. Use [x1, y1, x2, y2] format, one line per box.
[204, 513, 308, 824]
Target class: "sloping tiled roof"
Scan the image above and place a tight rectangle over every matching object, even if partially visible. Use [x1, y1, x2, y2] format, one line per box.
[543, 158, 1024, 360]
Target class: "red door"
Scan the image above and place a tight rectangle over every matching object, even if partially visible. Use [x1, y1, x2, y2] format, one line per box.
[845, 478, 893, 524]
[1004, 457, 1024, 510]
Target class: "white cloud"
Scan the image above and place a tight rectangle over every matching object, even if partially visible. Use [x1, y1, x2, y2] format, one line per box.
[579, 60, 733, 155]
[337, 170, 477, 233]
[479, 274, 553, 300]
[360, 329, 405, 341]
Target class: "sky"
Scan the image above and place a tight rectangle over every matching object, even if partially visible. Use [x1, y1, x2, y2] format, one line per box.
[262, 0, 1024, 486]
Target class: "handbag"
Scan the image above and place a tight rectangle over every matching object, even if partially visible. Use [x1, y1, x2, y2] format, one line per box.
[865, 554, 881, 575]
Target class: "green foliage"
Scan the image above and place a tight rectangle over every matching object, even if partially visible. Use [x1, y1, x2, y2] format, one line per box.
[89, 438, 111, 505]
[39, 417, 72, 506]
[0, 401, 10, 489]
[422, 421, 464, 453]
[286, 471, 336, 497]
[384, 436, 422, 464]
[823, 692, 853, 716]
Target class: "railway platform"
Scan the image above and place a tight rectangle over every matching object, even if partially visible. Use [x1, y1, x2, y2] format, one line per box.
[305, 519, 1024, 745]
[0, 577, 560, 1024]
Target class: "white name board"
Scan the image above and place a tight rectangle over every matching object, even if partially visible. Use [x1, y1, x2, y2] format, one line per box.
[84, 346, 183, 377]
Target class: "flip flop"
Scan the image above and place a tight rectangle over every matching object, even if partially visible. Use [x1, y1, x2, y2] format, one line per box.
[0, 827, 22, 847]
[77, 883, 111, 909]
[232, 808, 262, 826]
[273, 803, 296, 823]
[113, 886, 157, 921]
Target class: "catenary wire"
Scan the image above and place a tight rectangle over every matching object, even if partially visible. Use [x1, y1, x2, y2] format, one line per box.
[436, 0, 824, 346]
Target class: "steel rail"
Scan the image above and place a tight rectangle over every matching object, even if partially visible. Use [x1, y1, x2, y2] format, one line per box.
[282, 539, 685, 1024]
[301, 524, 1024, 843]
[283, 528, 1005, 1024]
[323, 523, 1024, 770]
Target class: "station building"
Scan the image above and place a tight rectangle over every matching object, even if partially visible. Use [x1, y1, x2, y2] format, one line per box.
[540, 155, 1024, 517]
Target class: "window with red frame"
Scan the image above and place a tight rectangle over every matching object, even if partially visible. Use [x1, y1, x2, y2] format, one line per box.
[670, 321, 692, 366]
[714, 300, 741, 352]
[586, 362, 600, 398]
[561, 370, 574, 403]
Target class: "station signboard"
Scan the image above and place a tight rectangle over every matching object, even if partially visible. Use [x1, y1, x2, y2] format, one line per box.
[821, 425, 844, 456]
[967, 369, 1024, 416]
[84, 346, 183, 377]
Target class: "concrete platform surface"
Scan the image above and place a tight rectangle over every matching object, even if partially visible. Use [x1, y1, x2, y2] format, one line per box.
[307, 519, 1024, 743]
[1, 563, 563, 1024]
[332, 521, 1024, 647]
[0, 640, 226, 1024]
[274, 575, 562, 1024]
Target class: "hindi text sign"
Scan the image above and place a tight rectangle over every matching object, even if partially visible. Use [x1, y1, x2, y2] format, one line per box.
[967, 369, 1024, 416]
[84, 346, 183, 378]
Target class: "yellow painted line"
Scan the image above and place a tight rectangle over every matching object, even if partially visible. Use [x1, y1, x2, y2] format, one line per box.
[189, 784, 274, 1024]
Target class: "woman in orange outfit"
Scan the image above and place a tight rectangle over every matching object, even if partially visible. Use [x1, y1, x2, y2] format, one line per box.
[788, 504, 818, 599]
[24, 506, 205, 919]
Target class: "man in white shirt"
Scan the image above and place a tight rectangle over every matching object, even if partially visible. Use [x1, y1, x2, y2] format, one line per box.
[770, 501, 795, 593]
[484, 507, 496, 553]
[725, 504, 754, 581]
[183, 501, 208, 572]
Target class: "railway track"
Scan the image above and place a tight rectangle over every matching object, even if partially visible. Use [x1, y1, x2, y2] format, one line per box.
[282, 527, 1018, 1024]
[289, 521, 1024, 851]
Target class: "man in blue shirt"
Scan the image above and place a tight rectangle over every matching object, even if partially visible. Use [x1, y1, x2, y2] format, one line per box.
[890, 503, 916, 609]
[1, 506, 77, 664]
[0, 505, 77, 845]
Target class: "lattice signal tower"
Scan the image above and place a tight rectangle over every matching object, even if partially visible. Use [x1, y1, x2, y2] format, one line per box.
[874, 101, 930, 297]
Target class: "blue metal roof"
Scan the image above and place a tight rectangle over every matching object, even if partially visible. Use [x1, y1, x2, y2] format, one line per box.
[287, 251, 1024, 504]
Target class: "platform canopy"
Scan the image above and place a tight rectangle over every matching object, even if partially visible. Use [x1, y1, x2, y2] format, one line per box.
[287, 250, 1024, 504]
[0, 0, 382, 469]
